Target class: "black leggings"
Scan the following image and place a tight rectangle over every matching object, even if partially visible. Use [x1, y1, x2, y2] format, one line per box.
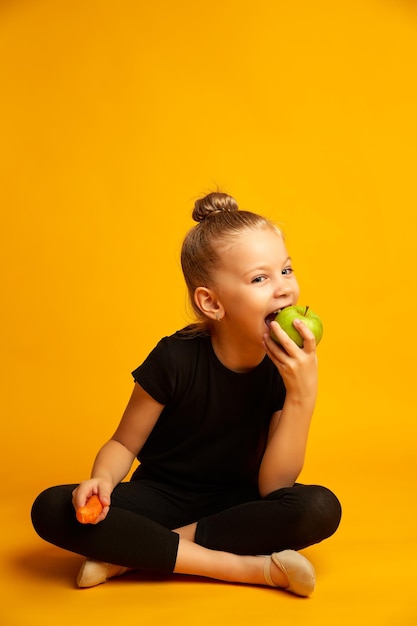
[31, 480, 341, 574]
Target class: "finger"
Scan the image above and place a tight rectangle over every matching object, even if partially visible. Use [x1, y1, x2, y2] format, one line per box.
[97, 487, 111, 508]
[92, 505, 110, 525]
[267, 321, 299, 355]
[263, 331, 288, 361]
[72, 483, 95, 509]
[293, 319, 316, 351]
[72, 486, 86, 510]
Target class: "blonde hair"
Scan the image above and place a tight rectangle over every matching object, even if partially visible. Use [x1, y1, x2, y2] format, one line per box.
[181, 192, 282, 327]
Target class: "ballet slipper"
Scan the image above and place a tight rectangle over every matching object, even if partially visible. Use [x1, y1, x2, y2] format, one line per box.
[76, 558, 130, 588]
[263, 549, 315, 597]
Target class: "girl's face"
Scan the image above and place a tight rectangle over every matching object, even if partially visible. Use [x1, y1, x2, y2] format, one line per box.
[212, 227, 300, 346]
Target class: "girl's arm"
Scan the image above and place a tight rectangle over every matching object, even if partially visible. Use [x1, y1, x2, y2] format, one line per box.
[258, 319, 318, 497]
[72, 383, 164, 522]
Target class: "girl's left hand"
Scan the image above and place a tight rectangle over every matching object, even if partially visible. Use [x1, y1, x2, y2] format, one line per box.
[263, 319, 318, 403]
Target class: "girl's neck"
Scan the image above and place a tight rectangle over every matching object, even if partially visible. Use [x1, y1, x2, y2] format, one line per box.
[210, 329, 266, 373]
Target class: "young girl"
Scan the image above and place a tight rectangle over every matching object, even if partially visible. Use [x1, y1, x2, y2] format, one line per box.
[31, 192, 341, 596]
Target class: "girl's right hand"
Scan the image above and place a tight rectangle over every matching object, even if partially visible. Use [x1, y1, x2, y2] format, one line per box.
[72, 478, 112, 524]
[264, 319, 318, 404]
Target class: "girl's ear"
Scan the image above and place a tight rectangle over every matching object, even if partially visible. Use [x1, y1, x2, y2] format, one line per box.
[194, 287, 224, 321]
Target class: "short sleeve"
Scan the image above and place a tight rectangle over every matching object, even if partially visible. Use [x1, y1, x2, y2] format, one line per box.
[131, 337, 176, 405]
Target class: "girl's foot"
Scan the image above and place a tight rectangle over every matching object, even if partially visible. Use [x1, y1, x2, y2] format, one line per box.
[263, 550, 315, 596]
[77, 559, 130, 588]
[76, 549, 315, 595]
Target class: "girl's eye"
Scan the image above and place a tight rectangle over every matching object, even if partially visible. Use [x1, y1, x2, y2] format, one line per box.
[282, 267, 294, 275]
[252, 275, 267, 283]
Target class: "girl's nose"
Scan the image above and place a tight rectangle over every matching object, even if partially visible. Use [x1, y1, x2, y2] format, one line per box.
[273, 278, 290, 297]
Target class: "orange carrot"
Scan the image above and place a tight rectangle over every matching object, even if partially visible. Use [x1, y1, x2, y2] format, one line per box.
[76, 495, 103, 524]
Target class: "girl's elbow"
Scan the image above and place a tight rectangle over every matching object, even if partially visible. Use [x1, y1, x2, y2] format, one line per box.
[258, 466, 303, 498]
[258, 480, 293, 498]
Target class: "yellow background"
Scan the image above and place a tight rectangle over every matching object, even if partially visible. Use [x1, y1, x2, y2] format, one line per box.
[1, 0, 416, 624]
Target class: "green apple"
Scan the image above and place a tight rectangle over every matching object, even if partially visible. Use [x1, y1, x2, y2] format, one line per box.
[271, 305, 323, 348]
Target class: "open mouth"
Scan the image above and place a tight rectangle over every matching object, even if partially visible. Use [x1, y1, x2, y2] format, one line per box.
[265, 310, 282, 327]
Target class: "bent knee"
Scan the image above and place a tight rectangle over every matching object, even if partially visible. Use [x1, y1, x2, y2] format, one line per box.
[265, 483, 342, 540]
[309, 485, 342, 536]
[31, 484, 76, 540]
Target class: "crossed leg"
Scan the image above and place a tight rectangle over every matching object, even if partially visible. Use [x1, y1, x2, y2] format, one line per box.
[32, 483, 341, 595]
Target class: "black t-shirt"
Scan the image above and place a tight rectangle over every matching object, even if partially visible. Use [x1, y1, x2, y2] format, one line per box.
[131, 329, 286, 493]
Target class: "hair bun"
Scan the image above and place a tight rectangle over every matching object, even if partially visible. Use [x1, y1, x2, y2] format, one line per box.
[192, 192, 239, 223]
